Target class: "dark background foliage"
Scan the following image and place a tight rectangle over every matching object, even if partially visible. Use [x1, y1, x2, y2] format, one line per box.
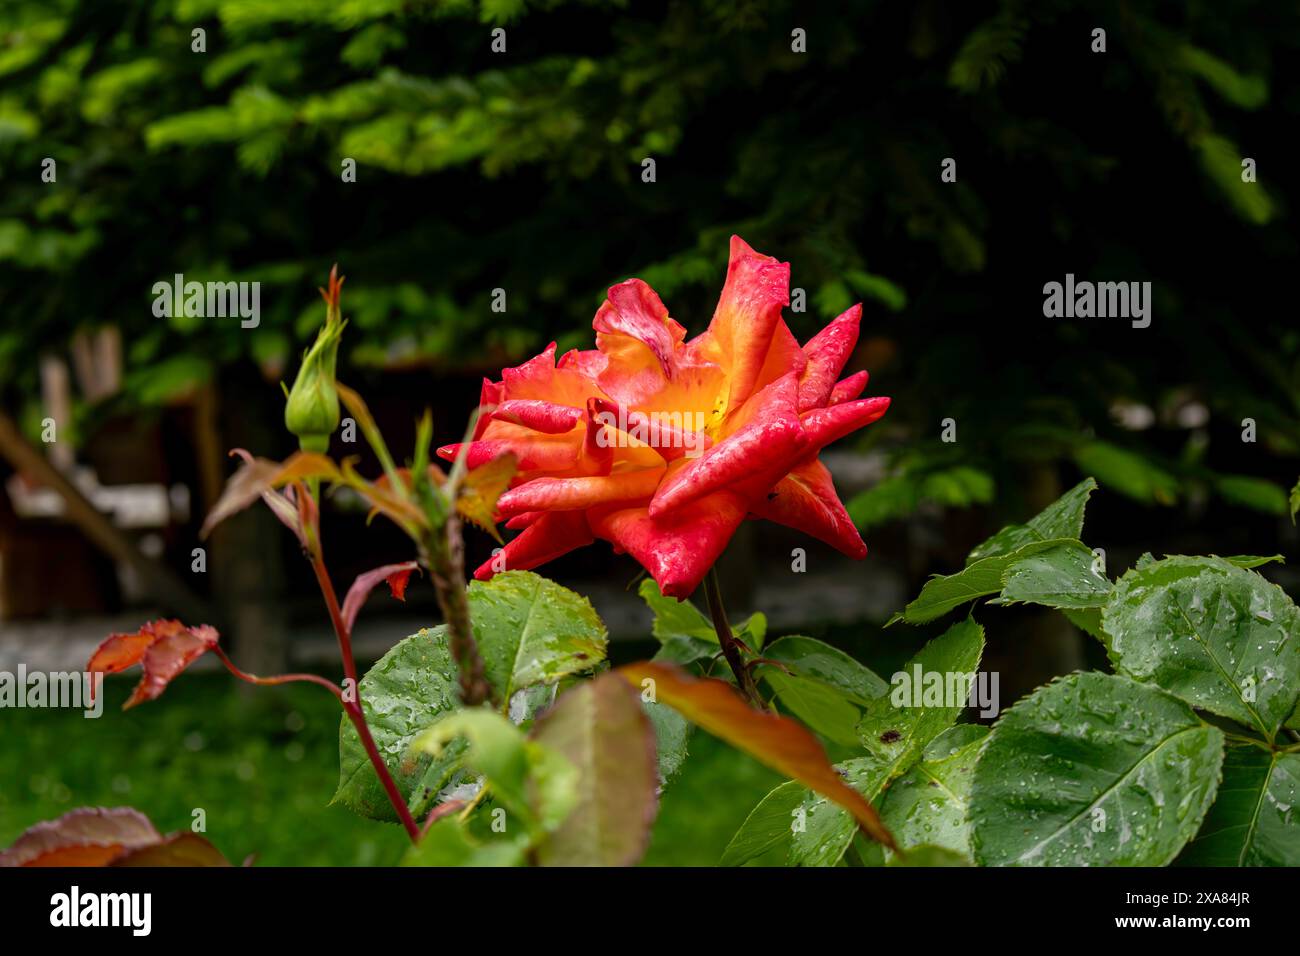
[1, 0, 1298, 863]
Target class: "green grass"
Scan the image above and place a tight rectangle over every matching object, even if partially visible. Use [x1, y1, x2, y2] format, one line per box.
[0, 672, 780, 866]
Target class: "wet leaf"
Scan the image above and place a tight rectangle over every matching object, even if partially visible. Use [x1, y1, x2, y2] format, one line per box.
[335, 626, 466, 823]
[992, 540, 1112, 610]
[338, 572, 607, 822]
[1102, 556, 1300, 738]
[720, 781, 805, 866]
[969, 673, 1224, 866]
[410, 707, 577, 834]
[878, 724, 988, 859]
[471, 571, 607, 703]
[790, 756, 893, 866]
[891, 539, 1076, 624]
[1179, 746, 1300, 866]
[966, 477, 1096, 564]
[857, 617, 985, 779]
[758, 635, 888, 746]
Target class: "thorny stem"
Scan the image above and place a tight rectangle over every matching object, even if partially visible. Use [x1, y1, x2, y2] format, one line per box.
[704, 567, 766, 709]
[420, 511, 491, 707]
[309, 545, 422, 842]
[211, 646, 343, 699]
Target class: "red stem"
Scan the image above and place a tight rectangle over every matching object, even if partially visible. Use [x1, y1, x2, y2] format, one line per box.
[310, 550, 422, 842]
[211, 646, 343, 699]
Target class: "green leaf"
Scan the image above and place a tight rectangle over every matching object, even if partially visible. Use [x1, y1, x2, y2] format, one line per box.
[878, 725, 989, 859]
[1179, 45, 1268, 110]
[638, 578, 765, 650]
[858, 618, 985, 779]
[720, 781, 805, 866]
[402, 816, 528, 867]
[1215, 475, 1288, 515]
[1073, 442, 1178, 505]
[1290, 478, 1300, 524]
[993, 540, 1112, 610]
[889, 845, 974, 867]
[1102, 556, 1300, 738]
[645, 639, 698, 783]
[335, 626, 465, 822]
[893, 539, 1075, 625]
[848, 466, 994, 531]
[531, 673, 659, 866]
[758, 635, 888, 746]
[970, 673, 1224, 866]
[472, 571, 608, 704]
[411, 707, 577, 834]
[1197, 134, 1275, 224]
[1062, 607, 1106, 640]
[967, 477, 1096, 563]
[639, 578, 717, 643]
[790, 755, 893, 866]
[643, 694, 693, 785]
[1180, 747, 1300, 866]
[1224, 554, 1285, 570]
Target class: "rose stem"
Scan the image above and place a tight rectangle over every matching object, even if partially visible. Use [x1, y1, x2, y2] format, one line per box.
[310, 549, 422, 841]
[703, 567, 765, 708]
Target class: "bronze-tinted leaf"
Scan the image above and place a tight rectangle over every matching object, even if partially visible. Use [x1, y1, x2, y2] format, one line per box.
[617, 661, 895, 848]
[0, 808, 159, 867]
[340, 560, 420, 632]
[458, 453, 518, 541]
[1, 808, 232, 867]
[87, 620, 219, 709]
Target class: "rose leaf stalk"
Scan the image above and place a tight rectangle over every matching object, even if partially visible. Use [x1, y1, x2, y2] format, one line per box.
[703, 567, 766, 709]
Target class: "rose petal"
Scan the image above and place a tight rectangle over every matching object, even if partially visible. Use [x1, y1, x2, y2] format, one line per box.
[473, 511, 595, 580]
[828, 370, 869, 405]
[752, 458, 867, 559]
[800, 396, 891, 452]
[649, 373, 804, 517]
[494, 399, 583, 434]
[589, 490, 748, 598]
[704, 236, 790, 412]
[798, 304, 861, 411]
[497, 469, 665, 517]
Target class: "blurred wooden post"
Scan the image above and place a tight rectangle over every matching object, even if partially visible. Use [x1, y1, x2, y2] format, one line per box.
[208, 367, 290, 678]
[0, 409, 214, 624]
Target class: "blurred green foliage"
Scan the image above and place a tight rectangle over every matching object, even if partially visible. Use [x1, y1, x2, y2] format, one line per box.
[0, 670, 780, 865]
[1, 0, 1297, 526]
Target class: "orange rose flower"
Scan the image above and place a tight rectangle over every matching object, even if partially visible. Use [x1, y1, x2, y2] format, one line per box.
[438, 237, 890, 598]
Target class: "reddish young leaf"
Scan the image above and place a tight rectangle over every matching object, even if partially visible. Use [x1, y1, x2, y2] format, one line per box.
[386, 565, 416, 601]
[0, 808, 231, 867]
[340, 560, 421, 633]
[0, 808, 159, 867]
[87, 620, 219, 710]
[112, 833, 231, 867]
[618, 661, 896, 849]
[200, 449, 341, 540]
